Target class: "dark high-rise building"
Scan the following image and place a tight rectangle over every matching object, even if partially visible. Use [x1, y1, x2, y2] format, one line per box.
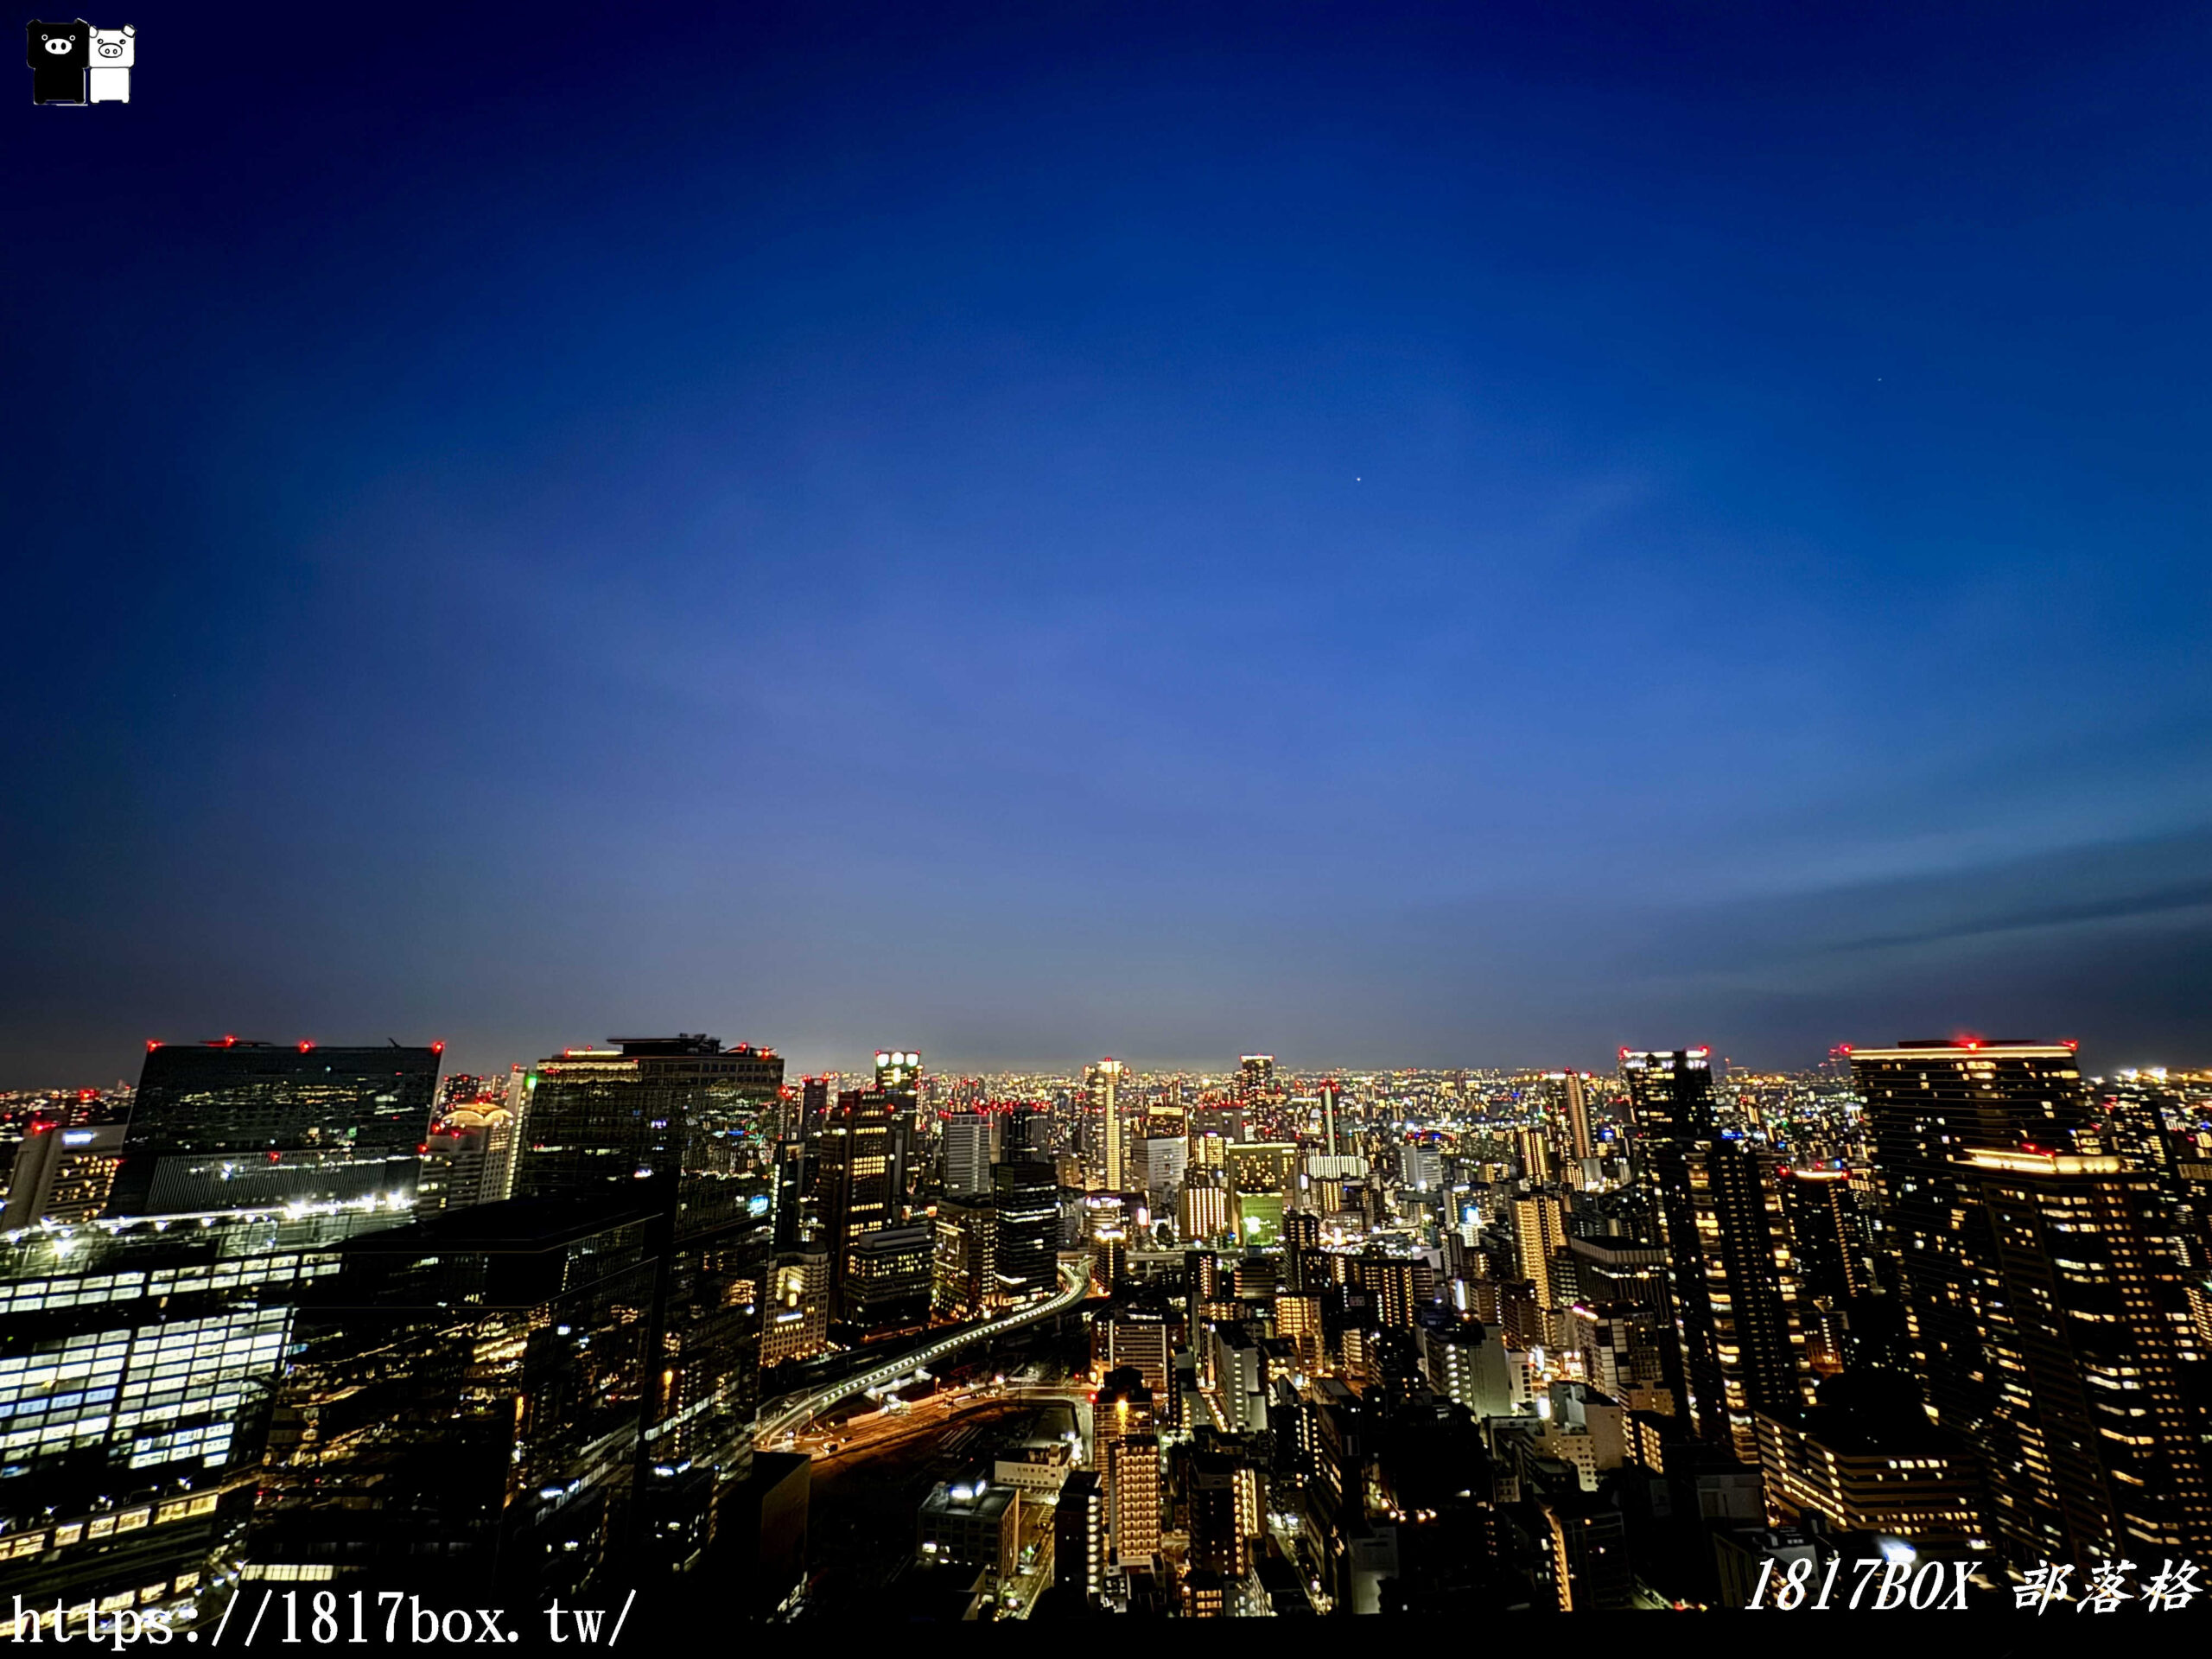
[1237, 1055, 1275, 1103]
[246, 1195, 663, 1601]
[1777, 1167, 1867, 1304]
[873, 1049, 922, 1204]
[1053, 1469, 1105, 1605]
[817, 1087, 902, 1314]
[107, 1039, 442, 1217]
[992, 1153, 1058, 1307]
[1624, 1047, 1806, 1458]
[1847, 1041, 2092, 1440]
[1619, 1046, 1715, 1150]
[1184, 1443, 1264, 1579]
[511, 1035, 781, 1496]
[512, 1035, 783, 1211]
[842, 1223, 933, 1338]
[772, 1138, 813, 1249]
[1777, 1166, 1868, 1374]
[798, 1076, 830, 1137]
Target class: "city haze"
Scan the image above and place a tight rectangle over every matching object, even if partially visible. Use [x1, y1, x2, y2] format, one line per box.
[8, 3, 2212, 1084]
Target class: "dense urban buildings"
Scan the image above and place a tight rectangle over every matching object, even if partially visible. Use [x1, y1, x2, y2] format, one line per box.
[5, 1032, 2212, 1629]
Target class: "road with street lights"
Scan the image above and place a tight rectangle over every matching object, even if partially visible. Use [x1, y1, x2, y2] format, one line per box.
[753, 1255, 1093, 1449]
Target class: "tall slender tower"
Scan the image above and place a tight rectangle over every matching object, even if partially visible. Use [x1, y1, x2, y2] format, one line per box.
[1559, 1071, 1593, 1163]
[1622, 1047, 1808, 1459]
[1090, 1058, 1128, 1192]
[817, 1086, 901, 1309]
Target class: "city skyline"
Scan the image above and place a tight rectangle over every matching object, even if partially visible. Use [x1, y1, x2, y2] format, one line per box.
[9, 1021, 2212, 1620]
[10, 2, 2212, 1084]
[13, 1026, 2211, 1096]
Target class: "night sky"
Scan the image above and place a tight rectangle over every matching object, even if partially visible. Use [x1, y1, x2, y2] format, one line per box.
[8, 2, 2211, 1084]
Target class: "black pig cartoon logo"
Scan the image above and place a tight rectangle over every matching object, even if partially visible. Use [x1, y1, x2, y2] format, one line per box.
[28, 19, 89, 105]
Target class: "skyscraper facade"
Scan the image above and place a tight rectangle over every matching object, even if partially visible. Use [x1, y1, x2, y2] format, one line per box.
[0, 1207, 404, 1632]
[992, 1153, 1058, 1306]
[1850, 1038, 2212, 1567]
[1624, 1047, 1807, 1458]
[1969, 1144, 2212, 1564]
[510, 1034, 782, 1484]
[941, 1109, 994, 1199]
[817, 1086, 902, 1316]
[1088, 1058, 1127, 1192]
[108, 1040, 442, 1216]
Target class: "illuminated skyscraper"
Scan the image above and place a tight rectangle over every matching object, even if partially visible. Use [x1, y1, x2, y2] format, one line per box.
[1107, 1433, 1161, 1568]
[1847, 1039, 2212, 1566]
[1, 1120, 124, 1228]
[941, 1109, 994, 1198]
[0, 1208, 401, 1635]
[1179, 1167, 1233, 1243]
[992, 1109, 1058, 1306]
[417, 1098, 518, 1214]
[1620, 1046, 1715, 1150]
[1318, 1079, 1343, 1156]
[512, 1034, 783, 1211]
[843, 1223, 933, 1338]
[1623, 1047, 1807, 1458]
[108, 1039, 442, 1216]
[872, 1049, 922, 1206]
[1512, 1190, 1568, 1316]
[874, 1049, 921, 1095]
[817, 1086, 902, 1313]
[1515, 1126, 1555, 1185]
[1088, 1058, 1128, 1192]
[1237, 1055, 1275, 1103]
[1966, 1145, 2212, 1564]
[1776, 1166, 1867, 1373]
[764, 1249, 831, 1365]
[931, 1196, 995, 1319]
[1847, 1041, 2093, 1437]
[1557, 1071, 1592, 1159]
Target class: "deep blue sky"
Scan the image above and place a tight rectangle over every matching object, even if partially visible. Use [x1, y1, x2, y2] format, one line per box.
[8, 1, 2211, 1084]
